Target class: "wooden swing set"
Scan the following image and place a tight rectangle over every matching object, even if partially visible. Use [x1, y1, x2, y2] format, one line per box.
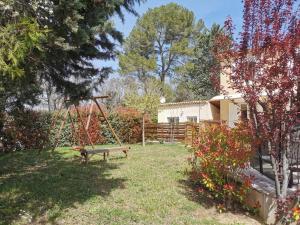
[51, 96, 129, 163]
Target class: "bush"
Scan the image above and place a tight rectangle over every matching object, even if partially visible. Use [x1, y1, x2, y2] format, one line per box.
[65, 106, 104, 146]
[50, 111, 73, 147]
[189, 123, 256, 211]
[292, 203, 300, 222]
[1, 106, 150, 152]
[3, 110, 52, 151]
[103, 107, 150, 144]
[54, 106, 149, 146]
[276, 196, 300, 224]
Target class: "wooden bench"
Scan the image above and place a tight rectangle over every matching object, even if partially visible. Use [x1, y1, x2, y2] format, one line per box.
[79, 146, 130, 163]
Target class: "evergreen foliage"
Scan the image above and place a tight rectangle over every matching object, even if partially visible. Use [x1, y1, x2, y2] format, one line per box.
[0, 0, 141, 100]
[0, 0, 141, 137]
[180, 24, 225, 99]
[119, 3, 195, 87]
[119, 3, 225, 101]
[0, 18, 46, 78]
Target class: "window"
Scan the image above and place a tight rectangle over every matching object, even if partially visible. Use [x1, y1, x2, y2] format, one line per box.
[167, 117, 179, 124]
[187, 116, 197, 123]
[240, 104, 248, 122]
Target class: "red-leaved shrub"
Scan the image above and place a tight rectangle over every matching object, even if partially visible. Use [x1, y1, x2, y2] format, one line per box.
[67, 106, 150, 145]
[3, 110, 51, 151]
[189, 123, 256, 210]
[69, 104, 105, 146]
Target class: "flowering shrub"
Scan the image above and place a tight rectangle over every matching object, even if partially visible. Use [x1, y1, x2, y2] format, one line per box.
[189, 123, 256, 210]
[292, 204, 300, 222]
[277, 196, 300, 224]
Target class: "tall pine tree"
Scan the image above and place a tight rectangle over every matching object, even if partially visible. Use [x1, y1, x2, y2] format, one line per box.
[0, 0, 142, 139]
[0, 0, 142, 100]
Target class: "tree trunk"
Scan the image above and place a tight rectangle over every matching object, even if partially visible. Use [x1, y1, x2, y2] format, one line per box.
[0, 109, 6, 153]
[47, 93, 51, 112]
[142, 113, 145, 147]
[269, 140, 282, 197]
[160, 73, 165, 84]
[281, 134, 290, 197]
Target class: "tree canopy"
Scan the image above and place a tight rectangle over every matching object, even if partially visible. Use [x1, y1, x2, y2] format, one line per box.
[119, 3, 226, 101]
[119, 3, 195, 87]
[178, 23, 225, 100]
[0, 0, 142, 102]
[0, 18, 46, 78]
[216, 0, 299, 207]
[100, 77, 174, 119]
[0, 0, 142, 138]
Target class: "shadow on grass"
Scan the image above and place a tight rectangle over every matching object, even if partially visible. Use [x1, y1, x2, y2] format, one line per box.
[178, 178, 262, 223]
[178, 178, 217, 209]
[0, 150, 126, 225]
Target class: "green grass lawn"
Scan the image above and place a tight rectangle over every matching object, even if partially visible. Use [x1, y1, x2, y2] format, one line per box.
[0, 144, 261, 225]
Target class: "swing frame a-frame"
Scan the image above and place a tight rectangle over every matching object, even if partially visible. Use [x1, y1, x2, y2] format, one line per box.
[51, 96, 129, 163]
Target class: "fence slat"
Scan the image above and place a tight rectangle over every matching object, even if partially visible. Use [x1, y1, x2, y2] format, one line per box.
[145, 121, 221, 144]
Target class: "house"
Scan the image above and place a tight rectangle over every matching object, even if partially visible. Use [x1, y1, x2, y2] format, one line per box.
[158, 71, 247, 127]
[209, 69, 248, 127]
[157, 100, 220, 123]
[157, 72, 299, 224]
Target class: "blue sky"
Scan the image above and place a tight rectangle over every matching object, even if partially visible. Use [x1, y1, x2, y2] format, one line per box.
[115, 0, 244, 37]
[97, 0, 244, 73]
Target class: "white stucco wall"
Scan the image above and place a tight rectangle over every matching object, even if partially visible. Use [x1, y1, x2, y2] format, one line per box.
[224, 98, 247, 127]
[228, 102, 240, 127]
[157, 102, 215, 123]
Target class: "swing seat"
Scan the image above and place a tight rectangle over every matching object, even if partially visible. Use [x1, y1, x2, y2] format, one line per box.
[52, 96, 127, 165]
[72, 146, 85, 151]
[80, 146, 130, 163]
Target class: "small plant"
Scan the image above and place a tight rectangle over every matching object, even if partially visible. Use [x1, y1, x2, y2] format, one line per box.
[276, 196, 300, 224]
[189, 123, 256, 211]
[292, 204, 300, 222]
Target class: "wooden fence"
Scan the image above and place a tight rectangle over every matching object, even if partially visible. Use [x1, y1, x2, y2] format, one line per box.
[145, 121, 221, 146]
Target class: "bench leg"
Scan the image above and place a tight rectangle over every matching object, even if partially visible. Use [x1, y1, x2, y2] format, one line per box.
[103, 152, 109, 161]
[81, 151, 89, 164]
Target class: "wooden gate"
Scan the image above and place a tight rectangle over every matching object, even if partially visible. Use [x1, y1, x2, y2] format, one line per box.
[145, 123, 186, 143]
[145, 121, 221, 146]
